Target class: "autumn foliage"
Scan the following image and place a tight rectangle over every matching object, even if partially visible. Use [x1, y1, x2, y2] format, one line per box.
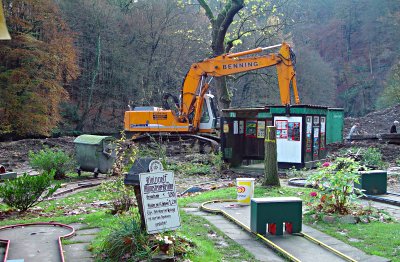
[0, 0, 78, 138]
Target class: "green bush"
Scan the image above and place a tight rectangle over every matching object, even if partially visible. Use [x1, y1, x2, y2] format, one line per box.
[29, 147, 74, 179]
[360, 148, 386, 169]
[307, 157, 364, 214]
[338, 147, 386, 169]
[0, 171, 60, 212]
[168, 162, 211, 175]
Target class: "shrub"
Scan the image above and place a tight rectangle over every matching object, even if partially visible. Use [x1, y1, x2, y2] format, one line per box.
[102, 214, 151, 261]
[29, 147, 74, 179]
[360, 148, 386, 169]
[338, 147, 386, 169]
[112, 132, 138, 176]
[100, 177, 135, 214]
[307, 157, 364, 214]
[0, 171, 60, 212]
[102, 213, 194, 261]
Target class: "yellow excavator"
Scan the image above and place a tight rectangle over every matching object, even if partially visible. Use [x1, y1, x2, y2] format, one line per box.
[124, 42, 299, 148]
[0, 0, 11, 40]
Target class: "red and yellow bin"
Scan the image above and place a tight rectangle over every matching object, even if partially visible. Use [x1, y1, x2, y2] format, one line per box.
[236, 178, 255, 205]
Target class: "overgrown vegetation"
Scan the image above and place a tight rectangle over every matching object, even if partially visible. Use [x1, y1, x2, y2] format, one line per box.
[111, 132, 138, 176]
[307, 158, 364, 214]
[29, 147, 75, 179]
[0, 171, 60, 212]
[101, 213, 194, 261]
[100, 177, 136, 215]
[166, 152, 223, 175]
[338, 147, 386, 169]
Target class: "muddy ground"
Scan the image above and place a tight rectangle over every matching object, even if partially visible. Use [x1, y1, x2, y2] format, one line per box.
[344, 104, 400, 135]
[0, 104, 399, 191]
[0, 136, 75, 175]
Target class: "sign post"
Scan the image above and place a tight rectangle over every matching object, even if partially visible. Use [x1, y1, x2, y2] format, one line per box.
[139, 171, 181, 233]
[124, 158, 180, 233]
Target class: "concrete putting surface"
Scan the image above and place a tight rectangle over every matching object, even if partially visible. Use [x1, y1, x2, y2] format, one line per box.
[0, 224, 73, 262]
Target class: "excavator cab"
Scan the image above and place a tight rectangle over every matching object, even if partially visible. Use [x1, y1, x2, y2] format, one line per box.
[199, 94, 218, 133]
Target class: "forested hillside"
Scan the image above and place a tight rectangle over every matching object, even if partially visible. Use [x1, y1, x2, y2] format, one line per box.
[0, 0, 399, 139]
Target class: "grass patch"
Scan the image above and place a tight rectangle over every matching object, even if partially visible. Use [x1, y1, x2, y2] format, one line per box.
[0, 186, 262, 261]
[60, 171, 98, 182]
[1, 182, 397, 261]
[180, 211, 257, 261]
[307, 220, 400, 261]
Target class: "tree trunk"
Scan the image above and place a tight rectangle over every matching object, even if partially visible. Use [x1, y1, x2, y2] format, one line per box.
[214, 77, 231, 110]
[197, 0, 245, 110]
[263, 126, 280, 187]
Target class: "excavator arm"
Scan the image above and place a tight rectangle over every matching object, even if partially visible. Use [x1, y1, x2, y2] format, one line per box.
[179, 42, 300, 130]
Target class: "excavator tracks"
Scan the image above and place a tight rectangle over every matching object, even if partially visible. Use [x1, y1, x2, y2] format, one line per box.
[129, 133, 220, 155]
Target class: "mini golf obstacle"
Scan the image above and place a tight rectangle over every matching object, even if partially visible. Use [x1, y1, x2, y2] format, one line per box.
[201, 199, 357, 262]
[0, 222, 75, 262]
[354, 170, 400, 206]
[250, 197, 302, 236]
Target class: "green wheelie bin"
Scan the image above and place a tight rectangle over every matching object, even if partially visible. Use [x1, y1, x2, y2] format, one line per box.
[74, 135, 116, 177]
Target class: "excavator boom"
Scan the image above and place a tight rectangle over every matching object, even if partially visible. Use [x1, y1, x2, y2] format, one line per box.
[124, 42, 300, 136]
[180, 42, 299, 129]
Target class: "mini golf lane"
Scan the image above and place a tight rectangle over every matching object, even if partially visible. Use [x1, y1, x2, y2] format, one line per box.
[201, 201, 355, 262]
[0, 223, 74, 262]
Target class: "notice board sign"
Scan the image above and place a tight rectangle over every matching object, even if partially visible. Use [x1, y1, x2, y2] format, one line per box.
[140, 171, 181, 234]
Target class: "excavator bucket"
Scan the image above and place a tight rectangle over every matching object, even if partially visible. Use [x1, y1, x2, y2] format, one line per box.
[0, 0, 11, 40]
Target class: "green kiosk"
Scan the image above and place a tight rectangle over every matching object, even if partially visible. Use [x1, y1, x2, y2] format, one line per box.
[221, 105, 344, 168]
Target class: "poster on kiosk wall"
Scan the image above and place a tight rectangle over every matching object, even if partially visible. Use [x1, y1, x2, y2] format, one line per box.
[274, 116, 302, 163]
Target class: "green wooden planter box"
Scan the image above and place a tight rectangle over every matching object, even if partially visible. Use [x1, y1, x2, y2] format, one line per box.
[354, 170, 387, 195]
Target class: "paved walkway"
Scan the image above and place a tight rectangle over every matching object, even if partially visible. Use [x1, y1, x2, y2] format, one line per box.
[183, 202, 390, 262]
[64, 223, 99, 262]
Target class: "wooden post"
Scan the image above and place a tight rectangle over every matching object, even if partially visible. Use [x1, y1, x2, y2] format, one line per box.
[263, 126, 280, 187]
[134, 185, 146, 230]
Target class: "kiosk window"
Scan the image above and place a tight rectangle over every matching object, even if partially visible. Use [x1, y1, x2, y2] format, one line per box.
[245, 120, 257, 137]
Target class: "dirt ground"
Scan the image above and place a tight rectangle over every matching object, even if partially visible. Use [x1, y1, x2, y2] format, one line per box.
[344, 104, 400, 135]
[0, 105, 399, 190]
[327, 140, 400, 166]
[0, 137, 75, 175]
